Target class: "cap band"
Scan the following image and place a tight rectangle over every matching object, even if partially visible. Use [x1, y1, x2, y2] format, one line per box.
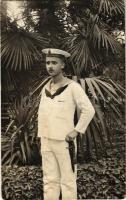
[42, 48, 71, 58]
[46, 54, 65, 59]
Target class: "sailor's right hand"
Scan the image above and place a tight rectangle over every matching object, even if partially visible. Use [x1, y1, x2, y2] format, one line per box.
[65, 130, 78, 142]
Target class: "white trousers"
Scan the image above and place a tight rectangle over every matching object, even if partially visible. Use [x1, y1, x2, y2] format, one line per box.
[41, 137, 77, 200]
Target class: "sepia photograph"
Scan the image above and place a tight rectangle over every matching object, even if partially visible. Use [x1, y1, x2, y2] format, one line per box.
[1, 0, 125, 199]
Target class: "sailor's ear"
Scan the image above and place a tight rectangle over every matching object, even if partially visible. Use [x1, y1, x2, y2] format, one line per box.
[61, 63, 65, 69]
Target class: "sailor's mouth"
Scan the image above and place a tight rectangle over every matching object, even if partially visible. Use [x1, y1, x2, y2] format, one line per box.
[48, 70, 54, 73]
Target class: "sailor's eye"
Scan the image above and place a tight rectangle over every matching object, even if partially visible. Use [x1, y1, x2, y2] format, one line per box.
[46, 61, 50, 65]
[52, 61, 57, 65]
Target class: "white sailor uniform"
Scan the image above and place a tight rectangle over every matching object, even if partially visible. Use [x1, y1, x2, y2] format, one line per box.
[38, 79, 95, 200]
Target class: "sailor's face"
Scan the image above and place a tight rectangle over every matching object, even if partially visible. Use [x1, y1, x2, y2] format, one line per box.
[46, 57, 64, 76]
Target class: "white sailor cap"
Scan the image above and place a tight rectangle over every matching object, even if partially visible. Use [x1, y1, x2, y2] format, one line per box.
[42, 48, 71, 58]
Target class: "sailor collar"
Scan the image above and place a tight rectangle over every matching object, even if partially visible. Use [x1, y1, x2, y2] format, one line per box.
[45, 78, 73, 99]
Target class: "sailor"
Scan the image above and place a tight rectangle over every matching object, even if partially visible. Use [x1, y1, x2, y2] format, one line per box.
[38, 48, 95, 200]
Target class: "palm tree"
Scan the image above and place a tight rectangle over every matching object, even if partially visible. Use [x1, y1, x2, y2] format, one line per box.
[1, 0, 125, 164]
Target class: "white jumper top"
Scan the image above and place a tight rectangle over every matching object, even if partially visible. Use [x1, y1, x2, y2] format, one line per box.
[38, 79, 95, 140]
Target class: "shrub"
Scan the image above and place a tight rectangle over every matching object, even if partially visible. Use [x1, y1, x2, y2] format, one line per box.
[2, 157, 125, 200]
[2, 166, 43, 200]
[77, 157, 125, 199]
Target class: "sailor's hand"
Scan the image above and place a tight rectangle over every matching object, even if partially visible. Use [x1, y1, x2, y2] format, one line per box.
[65, 130, 78, 142]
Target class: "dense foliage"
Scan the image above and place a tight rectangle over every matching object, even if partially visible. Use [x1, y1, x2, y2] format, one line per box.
[2, 159, 125, 200]
[1, 0, 124, 72]
[77, 123, 125, 199]
[2, 127, 125, 199]
[2, 166, 43, 200]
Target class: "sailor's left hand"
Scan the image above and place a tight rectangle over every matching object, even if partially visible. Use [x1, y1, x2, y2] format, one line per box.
[65, 130, 78, 142]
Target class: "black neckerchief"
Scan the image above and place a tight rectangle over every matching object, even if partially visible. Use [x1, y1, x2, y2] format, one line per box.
[45, 84, 68, 99]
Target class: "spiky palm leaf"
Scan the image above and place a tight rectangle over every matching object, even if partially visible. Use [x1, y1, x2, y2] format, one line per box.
[63, 11, 122, 75]
[87, 13, 122, 53]
[93, 0, 124, 14]
[2, 94, 40, 165]
[73, 76, 124, 161]
[1, 134, 20, 165]
[82, 76, 124, 126]
[1, 30, 48, 70]
[2, 75, 51, 165]
[30, 76, 51, 97]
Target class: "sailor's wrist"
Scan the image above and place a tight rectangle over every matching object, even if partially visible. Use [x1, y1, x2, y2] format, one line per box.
[74, 128, 78, 134]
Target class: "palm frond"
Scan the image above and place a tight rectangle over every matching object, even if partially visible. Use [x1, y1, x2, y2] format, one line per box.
[64, 34, 99, 74]
[85, 78, 98, 100]
[9, 152, 19, 165]
[63, 12, 122, 74]
[2, 76, 51, 165]
[2, 150, 11, 165]
[90, 20, 122, 54]
[109, 103, 122, 118]
[73, 75, 124, 161]
[11, 125, 24, 140]
[20, 141, 27, 163]
[82, 77, 121, 103]
[30, 76, 51, 97]
[94, 104, 107, 137]
[1, 30, 49, 70]
[90, 78, 105, 101]
[93, 0, 124, 14]
[93, 78, 119, 97]
[5, 120, 14, 134]
[1, 136, 11, 151]
[109, 79, 125, 96]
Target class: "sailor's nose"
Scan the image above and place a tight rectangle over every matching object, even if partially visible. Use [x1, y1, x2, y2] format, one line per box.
[48, 66, 53, 70]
